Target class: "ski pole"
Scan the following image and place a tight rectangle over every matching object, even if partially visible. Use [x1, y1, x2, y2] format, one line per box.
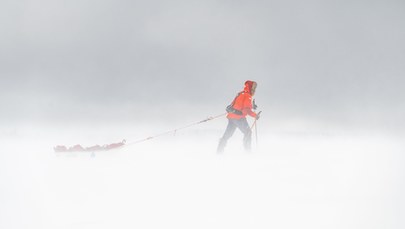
[251, 111, 261, 150]
[250, 111, 262, 129]
[255, 118, 258, 148]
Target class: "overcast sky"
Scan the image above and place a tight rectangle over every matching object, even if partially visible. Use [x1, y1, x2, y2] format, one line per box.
[1, 0, 404, 132]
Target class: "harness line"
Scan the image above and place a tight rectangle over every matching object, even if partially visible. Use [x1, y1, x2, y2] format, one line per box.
[124, 113, 227, 147]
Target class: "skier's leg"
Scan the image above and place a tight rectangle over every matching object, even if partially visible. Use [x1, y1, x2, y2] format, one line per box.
[236, 118, 252, 151]
[217, 119, 237, 153]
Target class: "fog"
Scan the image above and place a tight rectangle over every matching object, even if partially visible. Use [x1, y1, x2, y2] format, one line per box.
[1, 0, 405, 228]
[1, 129, 404, 229]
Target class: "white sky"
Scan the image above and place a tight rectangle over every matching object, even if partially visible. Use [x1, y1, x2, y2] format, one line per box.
[0, 0, 404, 133]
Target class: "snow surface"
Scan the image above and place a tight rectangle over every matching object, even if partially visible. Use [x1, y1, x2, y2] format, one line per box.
[1, 126, 404, 229]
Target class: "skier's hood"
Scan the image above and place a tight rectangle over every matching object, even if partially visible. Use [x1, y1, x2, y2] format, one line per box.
[244, 80, 257, 94]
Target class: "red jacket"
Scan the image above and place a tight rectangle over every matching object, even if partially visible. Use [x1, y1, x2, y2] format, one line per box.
[227, 81, 257, 119]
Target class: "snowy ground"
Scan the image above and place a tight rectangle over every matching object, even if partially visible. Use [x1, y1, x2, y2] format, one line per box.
[1, 125, 404, 229]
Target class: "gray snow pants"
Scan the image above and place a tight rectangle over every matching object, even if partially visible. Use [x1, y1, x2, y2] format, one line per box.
[217, 118, 252, 153]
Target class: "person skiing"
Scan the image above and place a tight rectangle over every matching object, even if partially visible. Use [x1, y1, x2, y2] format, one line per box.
[217, 80, 260, 153]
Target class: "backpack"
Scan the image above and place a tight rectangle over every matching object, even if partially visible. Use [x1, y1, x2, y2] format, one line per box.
[226, 92, 243, 115]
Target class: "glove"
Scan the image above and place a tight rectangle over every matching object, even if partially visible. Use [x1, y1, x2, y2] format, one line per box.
[255, 111, 262, 120]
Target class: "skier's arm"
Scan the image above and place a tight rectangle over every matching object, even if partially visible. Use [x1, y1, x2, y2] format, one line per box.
[242, 96, 257, 118]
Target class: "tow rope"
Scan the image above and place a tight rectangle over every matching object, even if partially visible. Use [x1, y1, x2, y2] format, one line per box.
[124, 113, 227, 147]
